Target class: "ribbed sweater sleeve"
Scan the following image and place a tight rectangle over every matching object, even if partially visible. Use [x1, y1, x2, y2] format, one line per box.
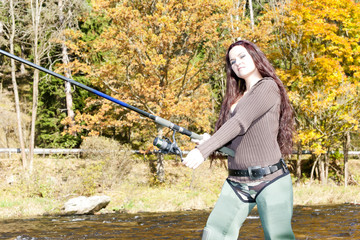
[197, 78, 280, 159]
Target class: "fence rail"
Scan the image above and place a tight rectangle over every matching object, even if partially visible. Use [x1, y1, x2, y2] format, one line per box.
[0, 148, 359, 156]
[0, 148, 83, 154]
[0, 148, 181, 158]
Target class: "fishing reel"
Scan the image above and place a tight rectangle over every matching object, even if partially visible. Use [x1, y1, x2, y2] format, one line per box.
[153, 130, 183, 159]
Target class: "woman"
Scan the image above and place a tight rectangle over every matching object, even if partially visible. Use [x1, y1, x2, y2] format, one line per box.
[183, 40, 295, 240]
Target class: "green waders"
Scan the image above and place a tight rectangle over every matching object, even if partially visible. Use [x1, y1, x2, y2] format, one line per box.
[202, 174, 295, 240]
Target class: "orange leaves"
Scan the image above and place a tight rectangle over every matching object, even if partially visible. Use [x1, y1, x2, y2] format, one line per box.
[64, 0, 233, 150]
[62, 0, 359, 154]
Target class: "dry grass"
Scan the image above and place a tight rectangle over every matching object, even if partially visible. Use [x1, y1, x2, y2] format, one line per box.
[102, 159, 227, 213]
[293, 159, 360, 205]
[0, 154, 359, 220]
[293, 184, 360, 206]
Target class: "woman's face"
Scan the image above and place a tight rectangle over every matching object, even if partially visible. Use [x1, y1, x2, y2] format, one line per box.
[229, 45, 260, 81]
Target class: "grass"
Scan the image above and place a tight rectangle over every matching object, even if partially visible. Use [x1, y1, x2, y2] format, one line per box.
[0, 155, 359, 219]
[0, 195, 57, 219]
[293, 184, 360, 205]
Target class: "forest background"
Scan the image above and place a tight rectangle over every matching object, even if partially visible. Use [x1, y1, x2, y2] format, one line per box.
[0, 0, 360, 218]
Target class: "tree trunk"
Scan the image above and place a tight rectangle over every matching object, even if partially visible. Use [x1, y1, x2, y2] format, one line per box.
[10, 0, 27, 168]
[295, 143, 302, 185]
[156, 125, 165, 183]
[310, 154, 320, 184]
[59, 0, 76, 134]
[29, 0, 42, 173]
[20, 44, 26, 74]
[63, 50, 75, 131]
[29, 72, 39, 173]
[343, 131, 350, 187]
[248, 0, 254, 30]
[319, 154, 326, 185]
[29, 74, 38, 173]
[0, 2, 4, 92]
[230, 0, 241, 33]
[324, 149, 330, 183]
[156, 152, 165, 183]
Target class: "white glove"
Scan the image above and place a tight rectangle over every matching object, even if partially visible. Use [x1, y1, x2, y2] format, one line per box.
[182, 148, 205, 169]
[191, 133, 211, 145]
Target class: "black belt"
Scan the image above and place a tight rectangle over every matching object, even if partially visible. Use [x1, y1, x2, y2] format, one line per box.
[228, 159, 288, 180]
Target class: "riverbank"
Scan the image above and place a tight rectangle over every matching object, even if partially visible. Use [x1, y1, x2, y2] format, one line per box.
[0, 156, 359, 219]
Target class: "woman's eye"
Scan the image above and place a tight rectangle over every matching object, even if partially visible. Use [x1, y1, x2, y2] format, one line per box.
[231, 60, 236, 65]
[240, 54, 246, 59]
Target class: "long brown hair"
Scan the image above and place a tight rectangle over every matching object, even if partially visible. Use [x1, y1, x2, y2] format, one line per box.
[215, 40, 294, 155]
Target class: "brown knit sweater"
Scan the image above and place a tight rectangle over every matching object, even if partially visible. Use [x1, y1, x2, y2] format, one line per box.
[197, 77, 284, 183]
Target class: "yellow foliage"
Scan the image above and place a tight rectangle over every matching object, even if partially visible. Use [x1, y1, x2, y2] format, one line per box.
[262, 0, 360, 152]
[61, 0, 360, 155]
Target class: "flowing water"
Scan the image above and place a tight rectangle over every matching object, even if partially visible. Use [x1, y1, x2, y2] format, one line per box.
[0, 204, 359, 239]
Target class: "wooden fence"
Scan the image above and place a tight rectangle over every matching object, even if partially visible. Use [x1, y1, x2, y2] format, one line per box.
[0, 148, 359, 159]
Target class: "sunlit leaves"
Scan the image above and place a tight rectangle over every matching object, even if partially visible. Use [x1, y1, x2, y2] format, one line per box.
[265, 0, 360, 154]
[62, 0, 360, 156]
[66, 0, 232, 150]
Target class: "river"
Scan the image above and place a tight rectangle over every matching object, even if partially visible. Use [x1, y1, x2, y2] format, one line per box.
[0, 204, 359, 239]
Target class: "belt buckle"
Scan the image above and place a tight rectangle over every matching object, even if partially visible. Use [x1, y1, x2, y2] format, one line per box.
[248, 166, 263, 180]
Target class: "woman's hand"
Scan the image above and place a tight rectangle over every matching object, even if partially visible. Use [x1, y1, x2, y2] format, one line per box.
[182, 149, 204, 169]
[191, 133, 211, 145]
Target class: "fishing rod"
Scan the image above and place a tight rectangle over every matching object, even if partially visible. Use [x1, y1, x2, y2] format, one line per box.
[0, 49, 234, 158]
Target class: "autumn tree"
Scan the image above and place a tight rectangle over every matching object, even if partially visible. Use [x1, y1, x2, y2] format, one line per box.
[264, 0, 360, 184]
[66, 0, 233, 182]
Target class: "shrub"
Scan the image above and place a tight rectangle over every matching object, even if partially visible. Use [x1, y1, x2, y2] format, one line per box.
[78, 136, 133, 195]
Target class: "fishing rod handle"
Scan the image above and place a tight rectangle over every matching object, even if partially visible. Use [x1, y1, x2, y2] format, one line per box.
[155, 116, 194, 137]
[154, 117, 235, 157]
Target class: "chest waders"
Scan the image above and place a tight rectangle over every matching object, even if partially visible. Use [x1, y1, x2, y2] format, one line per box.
[202, 173, 295, 240]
